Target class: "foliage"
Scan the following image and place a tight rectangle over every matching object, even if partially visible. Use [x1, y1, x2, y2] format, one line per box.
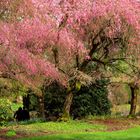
[0, 79, 27, 97]
[44, 81, 66, 119]
[0, 0, 139, 88]
[0, 98, 13, 125]
[71, 79, 111, 118]
[109, 60, 133, 76]
[0, 0, 139, 119]
[29, 94, 38, 111]
[44, 79, 111, 119]
[0, 98, 22, 126]
[11, 102, 23, 113]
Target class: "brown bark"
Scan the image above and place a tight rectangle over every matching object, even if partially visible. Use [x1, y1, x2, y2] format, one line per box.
[38, 94, 45, 119]
[63, 91, 73, 119]
[76, 54, 79, 68]
[52, 47, 59, 67]
[23, 94, 30, 111]
[129, 86, 137, 116]
[80, 42, 99, 71]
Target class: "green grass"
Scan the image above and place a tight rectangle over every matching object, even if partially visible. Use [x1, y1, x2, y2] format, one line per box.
[20, 126, 140, 140]
[8, 120, 106, 133]
[6, 130, 16, 137]
[4, 119, 140, 140]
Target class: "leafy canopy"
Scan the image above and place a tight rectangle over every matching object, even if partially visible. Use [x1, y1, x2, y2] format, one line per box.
[0, 0, 139, 87]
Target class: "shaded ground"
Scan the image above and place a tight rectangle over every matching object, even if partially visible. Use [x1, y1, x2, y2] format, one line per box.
[1, 118, 140, 140]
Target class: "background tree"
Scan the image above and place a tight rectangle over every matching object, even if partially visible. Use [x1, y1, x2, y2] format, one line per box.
[107, 59, 140, 116]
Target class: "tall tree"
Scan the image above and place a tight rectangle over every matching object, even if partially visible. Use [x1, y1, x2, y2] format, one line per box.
[0, 0, 139, 118]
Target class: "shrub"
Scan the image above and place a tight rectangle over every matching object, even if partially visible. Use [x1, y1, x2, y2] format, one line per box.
[44, 79, 111, 119]
[71, 79, 111, 118]
[0, 98, 23, 126]
[44, 81, 66, 119]
[0, 98, 13, 125]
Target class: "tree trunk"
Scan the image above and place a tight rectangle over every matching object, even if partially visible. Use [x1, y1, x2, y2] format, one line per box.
[52, 47, 59, 67]
[63, 91, 73, 119]
[38, 93, 45, 119]
[23, 94, 30, 111]
[129, 86, 137, 116]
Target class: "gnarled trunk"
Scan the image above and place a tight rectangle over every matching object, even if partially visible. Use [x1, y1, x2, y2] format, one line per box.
[63, 91, 73, 119]
[129, 86, 137, 116]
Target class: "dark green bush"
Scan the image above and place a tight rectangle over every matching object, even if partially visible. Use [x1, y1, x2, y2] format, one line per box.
[44, 81, 66, 118]
[29, 94, 38, 111]
[44, 79, 111, 119]
[71, 79, 111, 118]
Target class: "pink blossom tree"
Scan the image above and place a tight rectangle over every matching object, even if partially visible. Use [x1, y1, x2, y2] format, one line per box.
[0, 0, 140, 118]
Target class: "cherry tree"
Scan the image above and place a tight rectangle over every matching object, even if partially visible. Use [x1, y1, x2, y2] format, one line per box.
[0, 0, 140, 118]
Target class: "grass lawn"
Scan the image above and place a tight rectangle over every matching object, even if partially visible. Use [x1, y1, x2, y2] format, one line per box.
[19, 126, 140, 140]
[1, 119, 140, 140]
[0, 120, 106, 139]
[6, 120, 106, 133]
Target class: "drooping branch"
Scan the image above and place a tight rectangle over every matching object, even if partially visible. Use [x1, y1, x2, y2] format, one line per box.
[111, 65, 134, 78]
[80, 42, 100, 71]
[0, 71, 16, 80]
[79, 20, 113, 71]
